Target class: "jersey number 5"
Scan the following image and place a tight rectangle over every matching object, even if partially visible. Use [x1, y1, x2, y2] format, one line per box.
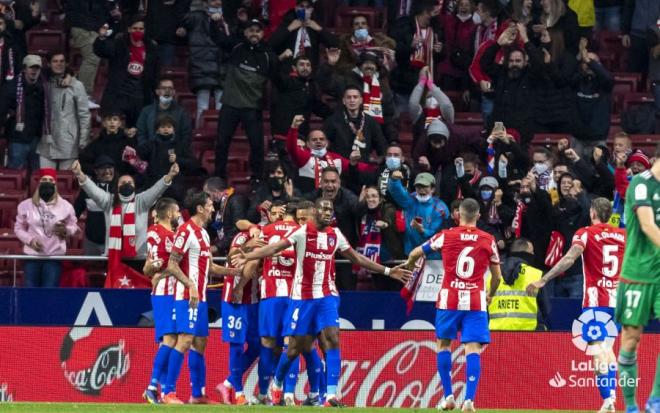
[602, 245, 619, 278]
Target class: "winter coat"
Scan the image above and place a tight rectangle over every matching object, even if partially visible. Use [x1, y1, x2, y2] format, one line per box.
[533, 51, 580, 132]
[37, 77, 91, 160]
[136, 101, 192, 149]
[79, 129, 137, 176]
[336, 32, 396, 76]
[145, 0, 190, 45]
[571, 61, 613, 141]
[322, 109, 388, 161]
[0, 73, 45, 144]
[137, 133, 199, 185]
[519, 189, 554, 270]
[439, 14, 477, 81]
[65, 0, 117, 32]
[184, 9, 228, 92]
[246, 184, 302, 224]
[552, 191, 591, 275]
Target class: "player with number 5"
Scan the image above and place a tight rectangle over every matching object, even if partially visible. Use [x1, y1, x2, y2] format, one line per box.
[527, 197, 626, 413]
[406, 198, 502, 412]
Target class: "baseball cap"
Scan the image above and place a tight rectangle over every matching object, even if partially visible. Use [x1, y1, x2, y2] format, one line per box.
[94, 155, 115, 169]
[479, 176, 499, 189]
[414, 172, 435, 187]
[246, 19, 264, 29]
[23, 54, 42, 68]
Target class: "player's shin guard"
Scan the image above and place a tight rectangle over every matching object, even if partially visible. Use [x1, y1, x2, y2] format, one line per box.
[285, 355, 300, 394]
[618, 349, 638, 408]
[303, 351, 321, 394]
[258, 346, 274, 395]
[148, 345, 172, 391]
[188, 349, 205, 398]
[228, 343, 245, 392]
[437, 350, 453, 399]
[465, 353, 481, 401]
[163, 348, 185, 395]
[325, 348, 341, 398]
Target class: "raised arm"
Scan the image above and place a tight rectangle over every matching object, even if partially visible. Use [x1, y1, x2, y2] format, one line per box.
[72, 160, 113, 211]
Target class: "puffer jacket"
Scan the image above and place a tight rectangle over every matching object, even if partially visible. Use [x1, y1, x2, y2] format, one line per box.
[37, 77, 91, 160]
[184, 9, 230, 92]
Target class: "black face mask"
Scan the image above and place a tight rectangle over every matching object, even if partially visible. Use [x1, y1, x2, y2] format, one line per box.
[268, 177, 285, 191]
[118, 183, 135, 197]
[38, 182, 56, 202]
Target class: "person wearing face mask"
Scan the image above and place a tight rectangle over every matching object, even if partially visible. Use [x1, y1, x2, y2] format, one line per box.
[71, 158, 179, 258]
[93, 16, 160, 127]
[79, 110, 138, 176]
[335, 13, 396, 75]
[37, 52, 91, 171]
[287, 115, 376, 194]
[475, 176, 510, 248]
[136, 78, 192, 150]
[247, 160, 302, 225]
[530, 147, 554, 192]
[347, 143, 412, 203]
[14, 168, 79, 287]
[388, 171, 450, 259]
[438, 152, 483, 205]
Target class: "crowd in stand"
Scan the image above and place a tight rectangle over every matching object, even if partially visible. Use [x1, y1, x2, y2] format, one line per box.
[1, 0, 659, 300]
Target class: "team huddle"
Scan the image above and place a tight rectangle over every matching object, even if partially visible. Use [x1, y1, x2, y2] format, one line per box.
[138, 153, 659, 412]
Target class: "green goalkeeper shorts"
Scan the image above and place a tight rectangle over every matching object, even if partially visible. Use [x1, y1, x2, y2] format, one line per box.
[615, 282, 660, 327]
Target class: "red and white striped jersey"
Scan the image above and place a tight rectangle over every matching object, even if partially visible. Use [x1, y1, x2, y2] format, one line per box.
[147, 224, 175, 296]
[260, 220, 299, 299]
[172, 219, 212, 302]
[424, 226, 500, 311]
[572, 223, 626, 308]
[222, 230, 260, 304]
[285, 223, 351, 300]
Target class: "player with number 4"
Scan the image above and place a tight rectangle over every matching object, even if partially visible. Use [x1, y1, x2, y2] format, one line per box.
[406, 198, 502, 413]
[527, 198, 626, 413]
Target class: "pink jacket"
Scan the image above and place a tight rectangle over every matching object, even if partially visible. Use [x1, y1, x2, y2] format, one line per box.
[14, 196, 79, 256]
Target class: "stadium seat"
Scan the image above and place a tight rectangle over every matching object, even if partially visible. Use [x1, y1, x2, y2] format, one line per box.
[27, 29, 65, 55]
[0, 191, 27, 228]
[0, 169, 25, 191]
[177, 93, 197, 119]
[0, 228, 20, 253]
[613, 72, 642, 94]
[28, 170, 77, 194]
[200, 110, 219, 131]
[629, 134, 659, 155]
[455, 112, 484, 126]
[531, 133, 565, 147]
[621, 92, 654, 112]
[334, 6, 384, 29]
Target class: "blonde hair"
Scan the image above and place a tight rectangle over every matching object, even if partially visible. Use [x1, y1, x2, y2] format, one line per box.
[542, 0, 566, 28]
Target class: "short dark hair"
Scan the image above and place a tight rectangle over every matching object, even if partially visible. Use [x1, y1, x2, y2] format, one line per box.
[270, 199, 287, 210]
[185, 190, 211, 215]
[533, 147, 551, 159]
[591, 197, 613, 223]
[293, 55, 312, 66]
[297, 200, 315, 211]
[46, 52, 66, 62]
[477, 0, 500, 17]
[286, 201, 299, 216]
[264, 160, 286, 180]
[158, 77, 175, 88]
[154, 197, 178, 220]
[321, 166, 340, 177]
[343, 85, 362, 97]
[553, 160, 569, 170]
[511, 237, 532, 253]
[156, 115, 176, 129]
[351, 13, 370, 25]
[459, 198, 480, 221]
[204, 176, 227, 192]
[129, 15, 145, 27]
[412, 0, 437, 16]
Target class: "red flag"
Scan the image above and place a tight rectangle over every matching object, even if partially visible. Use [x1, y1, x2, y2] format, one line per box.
[544, 230, 566, 270]
[400, 257, 426, 315]
[104, 258, 151, 289]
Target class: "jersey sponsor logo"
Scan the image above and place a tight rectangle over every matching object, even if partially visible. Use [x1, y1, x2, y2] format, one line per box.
[304, 251, 333, 260]
[571, 309, 617, 356]
[174, 236, 184, 249]
[634, 183, 647, 200]
[235, 233, 248, 245]
[165, 238, 173, 253]
[127, 62, 144, 76]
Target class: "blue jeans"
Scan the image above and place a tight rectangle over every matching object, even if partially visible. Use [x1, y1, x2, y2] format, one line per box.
[594, 6, 621, 32]
[157, 43, 176, 67]
[552, 272, 584, 299]
[23, 260, 62, 287]
[8, 139, 39, 170]
[481, 96, 494, 125]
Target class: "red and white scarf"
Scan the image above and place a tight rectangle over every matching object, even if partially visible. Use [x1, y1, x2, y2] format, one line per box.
[545, 231, 565, 268]
[356, 68, 384, 124]
[16, 72, 51, 135]
[314, 152, 336, 188]
[0, 41, 14, 82]
[105, 201, 151, 288]
[456, 169, 481, 200]
[353, 210, 383, 276]
[411, 18, 434, 69]
[127, 44, 146, 77]
[400, 256, 425, 315]
[511, 200, 527, 238]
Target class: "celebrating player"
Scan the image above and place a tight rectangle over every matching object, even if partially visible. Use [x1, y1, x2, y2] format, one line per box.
[160, 191, 239, 404]
[527, 197, 626, 413]
[142, 198, 181, 404]
[406, 198, 502, 413]
[615, 145, 660, 413]
[232, 197, 412, 407]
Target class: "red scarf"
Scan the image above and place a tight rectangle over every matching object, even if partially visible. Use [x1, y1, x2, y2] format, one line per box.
[353, 209, 383, 276]
[400, 256, 425, 315]
[511, 200, 527, 238]
[456, 169, 481, 200]
[105, 201, 150, 288]
[314, 152, 335, 188]
[424, 102, 442, 128]
[0, 41, 14, 81]
[410, 18, 434, 69]
[360, 72, 383, 124]
[16, 72, 51, 135]
[127, 44, 146, 77]
[545, 231, 566, 268]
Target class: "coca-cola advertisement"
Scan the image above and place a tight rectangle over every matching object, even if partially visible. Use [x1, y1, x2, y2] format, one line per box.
[0, 327, 657, 410]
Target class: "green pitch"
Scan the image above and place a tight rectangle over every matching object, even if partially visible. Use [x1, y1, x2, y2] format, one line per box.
[0, 404, 594, 413]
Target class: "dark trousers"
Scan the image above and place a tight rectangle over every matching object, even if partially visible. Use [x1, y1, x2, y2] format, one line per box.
[24, 260, 62, 287]
[215, 105, 264, 179]
[627, 34, 649, 73]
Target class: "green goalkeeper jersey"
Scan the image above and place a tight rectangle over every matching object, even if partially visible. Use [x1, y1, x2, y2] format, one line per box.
[621, 170, 660, 284]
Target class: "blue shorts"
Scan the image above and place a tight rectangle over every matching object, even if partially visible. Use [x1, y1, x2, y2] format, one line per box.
[174, 300, 209, 337]
[259, 297, 290, 344]
[221, 302, 259, 344]
[283, 296, 340, 337]
[580, 307, 620, 343]
[152, 295, 176, 342]
[435, 309, 490, 344]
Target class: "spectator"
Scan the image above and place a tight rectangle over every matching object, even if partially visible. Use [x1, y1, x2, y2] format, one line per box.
[0, 54, 48, 170]
[412, 118, 451, 175]
[322, 85, 388, 161]
[594, 0, 622, 31]
[548, 160, 569, 205]
[409, 66, 455, 139]
[3, 0, 40, 69]
[79, 110, 137, 176]
[476, 175, 511, 248]
[512, 174, 554, 269]
[588, 144, 615, 198]
[74, 155, 115, 255]
[531, 146, 555, 192]
[571, 44, 613, 155]
[183, 0, 233, 127]
[268, 0, 338, 67]
[64, 0, 120, 107]
[137, 115, 198, 202]
[611, 131, 632, 163]
[651, 19, 660, 111]
[551, 172, 590, 297]
[389, 0, 444, 112]
[439, 152, 482, 204]
[320, 49, 397, 143]
[388, 171, 450, 258]
[247, 160, 301, 224]
[489, 126, 530, 182]
[510, 0, 533, 25]
[37, 53, 91, 170]
[213, 18, 277, 184]
[347, 142, 413, 202]
[304, 166, 360, 290]
[270, 55, 331, 140]
[136, 78, 192, 149]
[14, 168, 79, 287]
[71, 159, 179, 256]
[203, 176, 247, 255]
[538, 0, 580, 55]
[621, 0, 659, 73]
[354, 185, 405, 291]
[555, 138, 598, 194]
[480, 24, 541, 146]
[286, 115, 376, 194]
[93, 16, 160, 127]
[336, 13, 396, 75]
[0, 16, 17, 88]
[438, 0, 477, 92]
[144, 0, 190, 66]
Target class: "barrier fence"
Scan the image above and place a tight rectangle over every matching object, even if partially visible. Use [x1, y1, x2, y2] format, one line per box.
[0, 327, 657, 410]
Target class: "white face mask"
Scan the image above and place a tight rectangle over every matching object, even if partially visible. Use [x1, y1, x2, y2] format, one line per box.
[415, 193, 432, 203]
[534, 162, 549, 175]
[311, 148, 327, 157]
[472, 13, 482, 25]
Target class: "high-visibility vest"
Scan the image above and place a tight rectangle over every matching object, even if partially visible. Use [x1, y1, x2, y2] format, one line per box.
[486, 263, 542, 331]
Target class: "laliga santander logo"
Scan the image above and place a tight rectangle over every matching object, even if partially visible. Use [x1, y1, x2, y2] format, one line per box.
[571, 309, 618, 356]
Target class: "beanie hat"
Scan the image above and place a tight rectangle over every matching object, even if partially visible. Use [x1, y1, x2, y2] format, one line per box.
[627, 150, 650, 169]
[427, 119, 449, 140]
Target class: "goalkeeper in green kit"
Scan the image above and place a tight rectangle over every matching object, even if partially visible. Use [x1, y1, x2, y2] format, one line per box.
[615, 143, 660, 413]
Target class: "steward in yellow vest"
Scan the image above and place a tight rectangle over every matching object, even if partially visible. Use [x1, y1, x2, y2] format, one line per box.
[487, 238, 542, 331]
